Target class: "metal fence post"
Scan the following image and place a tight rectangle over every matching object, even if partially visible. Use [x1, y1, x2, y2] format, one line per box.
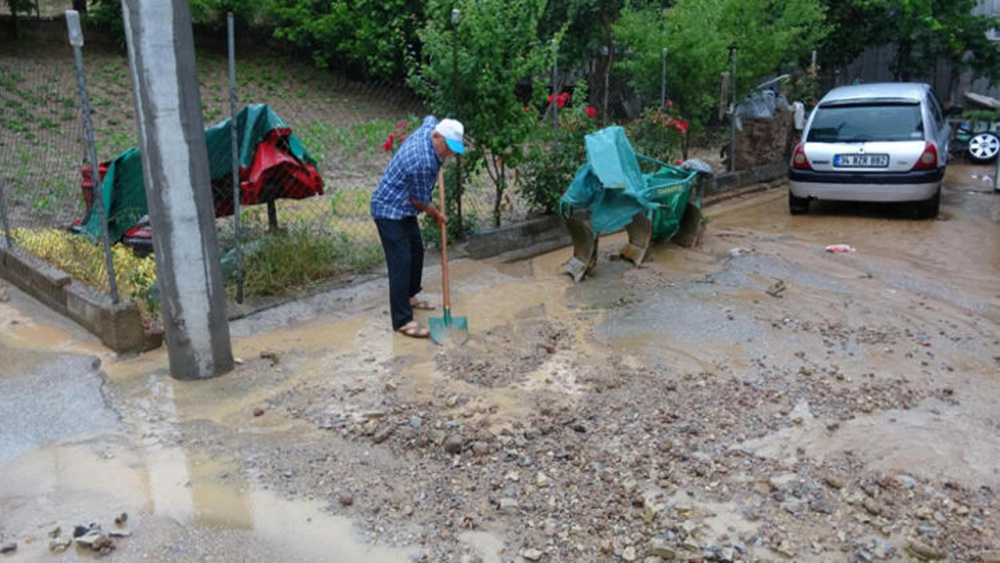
[730, 45, 738, 173]
[227, 13, 244, 303]
[0, 177, 12, 249]
[661, 47, 668, 107]
[551, 38, 559, 153]
[66, 10, 119, 303]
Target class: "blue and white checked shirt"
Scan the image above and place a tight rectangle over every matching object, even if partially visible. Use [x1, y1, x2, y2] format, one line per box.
[370, 116, 443, 220]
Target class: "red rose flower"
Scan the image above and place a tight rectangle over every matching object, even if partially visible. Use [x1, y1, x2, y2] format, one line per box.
[382, 134, 394, 151]
[584, 106, 596, 118]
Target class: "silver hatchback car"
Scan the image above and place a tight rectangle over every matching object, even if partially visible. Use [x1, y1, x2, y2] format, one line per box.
[788, 83, 949, 218]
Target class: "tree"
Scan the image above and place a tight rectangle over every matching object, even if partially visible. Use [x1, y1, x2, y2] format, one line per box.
[819, 0, 1000, 88]
[409, 0, 551, 228]
[4, 0, 37, 39]
[614, 0, 828, 125]
[267, 0, 425, 79]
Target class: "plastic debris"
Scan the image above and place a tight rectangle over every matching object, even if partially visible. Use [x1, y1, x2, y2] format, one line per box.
[825, 244, 856, 253]
[729, 247, 754, 257]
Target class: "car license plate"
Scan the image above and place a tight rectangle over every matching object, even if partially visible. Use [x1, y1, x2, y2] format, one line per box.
[834, 153, 889, 168]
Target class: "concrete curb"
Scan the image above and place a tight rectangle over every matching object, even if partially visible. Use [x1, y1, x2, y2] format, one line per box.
[0, 242, 163, 354]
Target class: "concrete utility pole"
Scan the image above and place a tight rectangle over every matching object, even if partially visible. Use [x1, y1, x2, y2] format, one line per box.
[120, 0, 233, 380]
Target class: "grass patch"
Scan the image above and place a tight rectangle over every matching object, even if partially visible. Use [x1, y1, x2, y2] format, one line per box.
[222, 222, 383, 298]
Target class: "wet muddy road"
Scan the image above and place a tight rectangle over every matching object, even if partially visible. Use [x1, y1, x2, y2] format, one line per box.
[1, 164, 998, 562]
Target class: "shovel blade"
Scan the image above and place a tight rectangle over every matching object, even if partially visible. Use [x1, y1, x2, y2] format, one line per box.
[621, 213, 653, 265]
[429, 315, 469, 345]
[563, 215, 598, 282]
[674, 202, 705, 248]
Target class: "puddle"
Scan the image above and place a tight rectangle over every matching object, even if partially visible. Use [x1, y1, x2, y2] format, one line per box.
[0, 436, 418, 563]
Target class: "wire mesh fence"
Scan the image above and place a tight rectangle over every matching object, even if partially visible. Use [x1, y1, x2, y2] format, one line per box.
[0, 19, 760, 322]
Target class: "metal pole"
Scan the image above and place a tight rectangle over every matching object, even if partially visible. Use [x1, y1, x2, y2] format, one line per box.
[994, 141, 1000, 193]
[730, 46, 738, 173]
[451, 7, 463, 236]
[552, 38, 559, 153]
[0, 177, 12, 248]
[661, 47, 668, 106]
[227, 13, 244, 304]
[66, 10, 119, 303]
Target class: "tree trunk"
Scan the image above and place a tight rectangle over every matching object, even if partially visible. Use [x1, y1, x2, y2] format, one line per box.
[492, 158, 505, 228]
[601, 17, 613, 127]
[455, 159, 464, 239]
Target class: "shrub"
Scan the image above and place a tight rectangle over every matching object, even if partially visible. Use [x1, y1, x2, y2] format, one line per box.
[519, 85, 600, 214]
[12, 228, 159, 321]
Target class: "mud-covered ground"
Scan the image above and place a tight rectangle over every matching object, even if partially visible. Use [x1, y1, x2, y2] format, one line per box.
[1, 165, 998, 562]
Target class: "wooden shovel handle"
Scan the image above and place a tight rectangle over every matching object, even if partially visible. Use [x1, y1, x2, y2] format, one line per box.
[437, 169, 450, 312]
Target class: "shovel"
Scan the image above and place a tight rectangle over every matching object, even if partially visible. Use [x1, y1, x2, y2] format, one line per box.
[429, 169, 468, 345]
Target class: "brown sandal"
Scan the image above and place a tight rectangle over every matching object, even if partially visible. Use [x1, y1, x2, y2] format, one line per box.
[397, 321, 430, 338]
[409, 299, 436, 311]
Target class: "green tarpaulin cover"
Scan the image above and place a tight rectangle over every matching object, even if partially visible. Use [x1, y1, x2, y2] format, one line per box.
[79, 104, 316, 242]
[559, 126, 699, 242]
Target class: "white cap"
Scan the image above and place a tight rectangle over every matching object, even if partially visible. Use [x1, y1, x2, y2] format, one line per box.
[434, 118, 465, 155]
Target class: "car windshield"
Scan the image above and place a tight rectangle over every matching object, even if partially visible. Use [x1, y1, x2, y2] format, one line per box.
[807, 102, 924, 143]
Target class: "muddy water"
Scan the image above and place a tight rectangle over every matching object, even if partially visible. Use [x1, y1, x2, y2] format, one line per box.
[3, 164, 998, 561]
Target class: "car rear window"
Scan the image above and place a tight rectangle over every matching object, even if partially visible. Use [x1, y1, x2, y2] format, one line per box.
[807, 102, 924, 143]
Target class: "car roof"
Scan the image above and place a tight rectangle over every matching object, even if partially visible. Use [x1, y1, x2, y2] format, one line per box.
[819, 83, 929, 105]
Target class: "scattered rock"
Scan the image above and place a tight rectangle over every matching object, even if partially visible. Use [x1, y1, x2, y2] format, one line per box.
[0, 542, 16, 554]
[522, 548, 543, 561]
[499, 498, 519, 514]
[906, 540, 945, 561]
[373, 424, 395, 444]
[444, 435, 465, 454]
[536, 472, 550, 488]
[622, 546, 637, 561]
[823, 475, 845, 490]
[648, 537, 676, 559]
[114, 512, 128, 526]
[253, 407, 265, 417]
[338, 494, 354, 507]
[49, 536, 72, 553]
[777, 540, 796, 558]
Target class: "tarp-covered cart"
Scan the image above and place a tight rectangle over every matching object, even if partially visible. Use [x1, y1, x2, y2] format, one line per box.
[74, 103, 323, 254]
[558, 126, 708, 282]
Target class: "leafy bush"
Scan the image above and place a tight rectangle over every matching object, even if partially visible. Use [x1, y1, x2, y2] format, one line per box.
[267, 0, 424, 78]
[519, 85, 600, 214]
[12, 228, 159, 321]
[409, 0, 551, 228]
[623, 103, 689, 166]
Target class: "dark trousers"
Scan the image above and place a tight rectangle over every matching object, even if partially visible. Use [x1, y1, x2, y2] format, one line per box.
[374, 216, 425, 331]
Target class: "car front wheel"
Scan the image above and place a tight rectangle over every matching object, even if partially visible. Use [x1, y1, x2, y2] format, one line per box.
[967, 132, 1000, 163]
[789, 192, 809, 215]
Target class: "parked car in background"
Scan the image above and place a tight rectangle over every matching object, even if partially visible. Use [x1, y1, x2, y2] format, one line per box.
[788, 83, 949, 218]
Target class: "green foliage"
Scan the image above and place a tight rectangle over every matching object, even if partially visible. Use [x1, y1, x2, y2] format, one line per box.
[614, 0, 828, 125]
[818, 0, 1000, 85]
[227, 222, 383, 297]
[409, 0, 551, 227]
[623, 104, 688, 165]
[266, 0, 424, 79]
[519, 83, 600, 214]
[420, 163, 479, 246]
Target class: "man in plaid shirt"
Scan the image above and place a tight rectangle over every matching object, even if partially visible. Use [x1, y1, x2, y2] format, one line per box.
[371, 115, 464, 338]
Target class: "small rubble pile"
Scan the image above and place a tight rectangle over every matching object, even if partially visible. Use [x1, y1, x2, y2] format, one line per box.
[49, 513, 132, 556]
